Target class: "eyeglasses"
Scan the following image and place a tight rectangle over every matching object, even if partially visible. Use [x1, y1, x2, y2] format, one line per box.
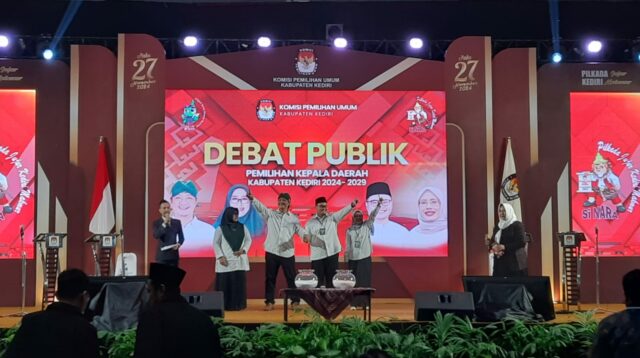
[230, 197, 250, 205]
[367, 199, 392, 206]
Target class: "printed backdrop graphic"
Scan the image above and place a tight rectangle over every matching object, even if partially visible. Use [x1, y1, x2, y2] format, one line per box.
[165, 90, 448, 257]
[570, 92, 640, 256]
[0, 90, 36, 259]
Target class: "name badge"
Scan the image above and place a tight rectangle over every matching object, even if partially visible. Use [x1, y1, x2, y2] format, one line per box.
[354, 241, 362, 249]
[319, 228, 326, 235]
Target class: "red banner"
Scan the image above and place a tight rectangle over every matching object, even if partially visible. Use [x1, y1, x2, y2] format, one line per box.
[0, 90, 36, 258]
[571, 92, 640, 256]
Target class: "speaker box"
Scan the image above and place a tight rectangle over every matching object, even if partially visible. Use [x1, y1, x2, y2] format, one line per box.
[182, 291, 224, 318]
[414, 292, 475, 321]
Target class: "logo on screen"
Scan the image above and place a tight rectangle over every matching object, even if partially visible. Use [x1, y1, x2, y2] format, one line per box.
[0, 145, 32, 219]
[256, 99, 276, 121]
[501, 174, 520, 201]
[295, 48, 318, 75]
[577, 144, 639, 215]
[0, 173, 13, 221]
[180, 99, 206, 131]
[407, 97, 438, 132]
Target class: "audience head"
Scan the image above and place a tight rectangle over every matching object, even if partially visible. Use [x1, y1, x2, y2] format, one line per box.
[623, 269, 640, 307]
[55, 269, 90, 312]
[148, 263, 186, 303]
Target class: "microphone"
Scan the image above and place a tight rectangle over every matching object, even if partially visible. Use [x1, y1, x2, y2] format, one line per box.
[595, 225, 599, 235]
[20, 225, 24, 237]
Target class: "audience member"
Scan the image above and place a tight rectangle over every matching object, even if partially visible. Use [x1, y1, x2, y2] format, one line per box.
[591, 269, 640, 357]
[134, 263, 222, 357]
[5, 269, 98, 358]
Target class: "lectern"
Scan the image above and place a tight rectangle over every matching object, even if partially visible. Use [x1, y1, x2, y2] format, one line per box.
[85, 234, 118, 276]
[34, 233, 67, 308]
[557, 231, 586, 312]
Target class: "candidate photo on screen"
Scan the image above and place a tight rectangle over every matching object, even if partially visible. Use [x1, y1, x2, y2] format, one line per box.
[170, 180, 215, 257]
[410, 186, 448, 249]
[214, 184, 265, 237]
[365, 182, 409, 247]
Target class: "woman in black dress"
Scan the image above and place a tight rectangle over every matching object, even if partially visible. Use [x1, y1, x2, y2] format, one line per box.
[214, 207, 252, 310]
[489, 203, 528, 277]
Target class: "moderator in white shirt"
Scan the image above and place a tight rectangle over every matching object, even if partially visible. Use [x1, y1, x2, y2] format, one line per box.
[213, 226, 252, 273]
[252, 198, 306, 258]
[305, 204, 353, 260]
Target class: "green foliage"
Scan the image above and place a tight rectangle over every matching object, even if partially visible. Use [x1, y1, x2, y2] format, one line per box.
[99, 329, 136, 358]
[0, 312, 602, 358]
[0, 325, 19, 358]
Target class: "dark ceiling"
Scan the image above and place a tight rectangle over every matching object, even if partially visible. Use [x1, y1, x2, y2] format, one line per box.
[0, 1, 637, 62]
[2, 0, 637, 40]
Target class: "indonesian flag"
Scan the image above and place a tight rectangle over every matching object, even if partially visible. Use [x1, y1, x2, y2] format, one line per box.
[500, 137, 522, 219]
[89, 138, 115, 234]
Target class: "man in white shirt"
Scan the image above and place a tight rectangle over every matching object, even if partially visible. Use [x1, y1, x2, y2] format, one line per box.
[170, 181, 215, 257]
[248, 192, 306, 311]
[365, 182, 409, 247]
[304, 196, 357, 288]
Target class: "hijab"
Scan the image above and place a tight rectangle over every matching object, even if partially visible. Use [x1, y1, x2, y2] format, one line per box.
[414, 186, 448, 234]
[495, 202, 517, 243]
[220, 207, 245, 252]
[214, 184, 265, 236]
[348, 209, 364, 228]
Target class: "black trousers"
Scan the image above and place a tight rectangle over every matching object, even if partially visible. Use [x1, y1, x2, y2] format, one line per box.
[157, 258, 179, 267]
[265, 252, 299, 304]
[311, 253, 339, 288]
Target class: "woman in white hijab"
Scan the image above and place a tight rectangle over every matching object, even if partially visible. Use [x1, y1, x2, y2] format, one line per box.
[489, 203, 528, 277]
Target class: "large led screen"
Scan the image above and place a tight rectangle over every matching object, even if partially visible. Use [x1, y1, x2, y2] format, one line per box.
[571, 92, 640, 256]
[165, 90, 447, 257]
[0, 90, 36, 259]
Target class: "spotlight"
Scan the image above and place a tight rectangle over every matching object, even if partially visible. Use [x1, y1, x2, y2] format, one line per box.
[0, 35, 9, 48]
[586, 40, 602, 53]
[183, 36, 198, 47]
[333, 37, 348, 48]
[551, 52, 562, 63]
[257, 36, 271, 48]
[409, 38, 424, 49]
[42, 48, 54, 60]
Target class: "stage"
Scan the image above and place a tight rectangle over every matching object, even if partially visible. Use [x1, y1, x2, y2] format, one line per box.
[0, 300, 625, 329]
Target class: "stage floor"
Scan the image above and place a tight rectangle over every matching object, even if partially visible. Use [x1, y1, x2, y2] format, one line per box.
[0, 300, 625, 328]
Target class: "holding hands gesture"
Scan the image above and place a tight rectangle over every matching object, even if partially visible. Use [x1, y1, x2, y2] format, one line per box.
[491, 244, 505, 257]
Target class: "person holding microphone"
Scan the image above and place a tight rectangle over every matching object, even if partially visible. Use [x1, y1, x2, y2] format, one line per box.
[152, 199, 185, 267]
